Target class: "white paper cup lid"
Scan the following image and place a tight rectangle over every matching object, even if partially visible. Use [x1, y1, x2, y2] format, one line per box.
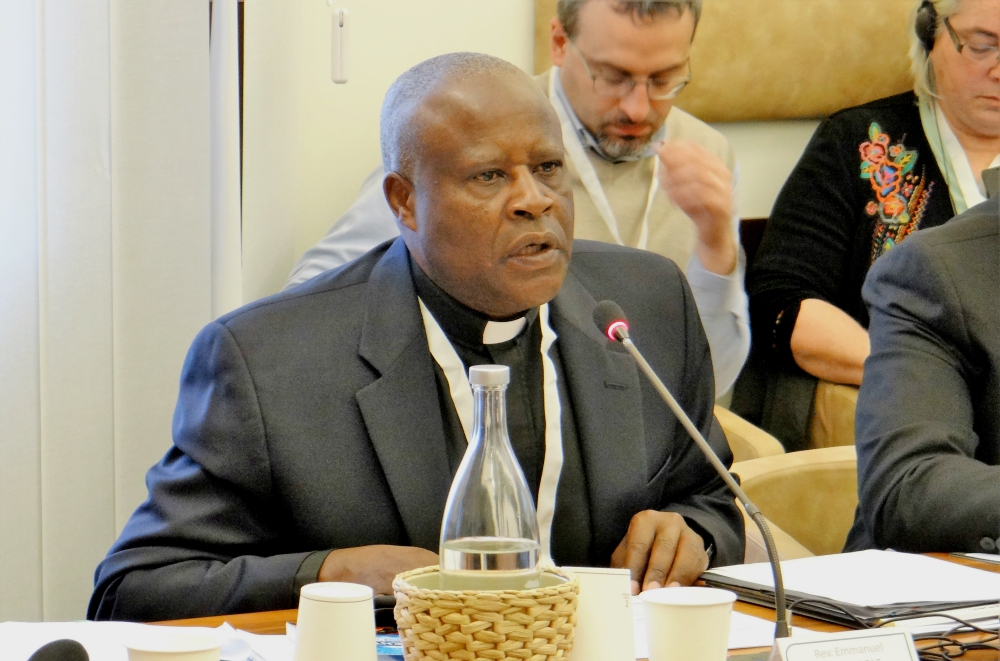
[300, 582, 374, 603]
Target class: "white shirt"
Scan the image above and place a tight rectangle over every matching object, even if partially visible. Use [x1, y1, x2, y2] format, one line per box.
[934, 101, 1000, 209]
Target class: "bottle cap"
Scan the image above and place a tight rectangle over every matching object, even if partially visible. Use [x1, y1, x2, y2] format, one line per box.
[469, 364, 510, 386]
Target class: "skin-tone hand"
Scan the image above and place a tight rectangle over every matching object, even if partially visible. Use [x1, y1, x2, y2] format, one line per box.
[610, 510, 709, 596]
[655, 140, 737, 276]
[790, 298, 870, 386]
[318, 545, 439, 596]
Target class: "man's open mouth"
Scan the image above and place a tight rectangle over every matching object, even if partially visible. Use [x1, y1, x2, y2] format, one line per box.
[512, 242, 553, 257]
[507, 232, 564, 266]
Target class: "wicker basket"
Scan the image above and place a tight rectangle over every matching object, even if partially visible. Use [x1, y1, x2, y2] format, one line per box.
[393, 565, 579, 661]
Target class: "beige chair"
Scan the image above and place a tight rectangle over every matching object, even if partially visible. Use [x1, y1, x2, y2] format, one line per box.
[714, 406, 808, 562]
[731, 446, 858, 559]
[715, 405, 785, 463]
[738, 502, 814, 563]
[808, 381, 860, 449]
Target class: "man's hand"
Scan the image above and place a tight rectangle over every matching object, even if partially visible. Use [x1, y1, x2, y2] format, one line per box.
[610, 511, 709, 595]
[318, 545, 439, 596]
[655, 140, 737, 276]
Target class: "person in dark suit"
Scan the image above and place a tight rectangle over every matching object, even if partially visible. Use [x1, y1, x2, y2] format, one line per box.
[845, 195, 999, 553]
[89, 52, 743, 621]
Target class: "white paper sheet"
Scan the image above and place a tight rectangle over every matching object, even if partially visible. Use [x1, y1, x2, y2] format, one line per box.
[221, 622, 293, 661]
[0, 608, 779, 661]
[0, 622, 292, 661]
[966, 553, 1000, 565]
[704, 550, 1000, 607]
[631, 598, 783, 658]
[1, 622, 136, 661]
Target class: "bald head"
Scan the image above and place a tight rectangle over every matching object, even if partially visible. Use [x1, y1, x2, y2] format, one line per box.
[380, 52, 543, 179]
[378, 52, 573, 319]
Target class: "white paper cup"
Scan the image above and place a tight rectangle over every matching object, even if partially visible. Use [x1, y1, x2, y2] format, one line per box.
[124, 631, 221, 661]
[640, 586, 736, 661]
[293, 582, 376, 661]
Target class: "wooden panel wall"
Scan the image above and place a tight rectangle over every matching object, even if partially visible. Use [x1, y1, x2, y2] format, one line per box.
[534, 0, 915, 122]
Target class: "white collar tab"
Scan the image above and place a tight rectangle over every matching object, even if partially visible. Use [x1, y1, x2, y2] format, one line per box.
[482, 317, 527, 345]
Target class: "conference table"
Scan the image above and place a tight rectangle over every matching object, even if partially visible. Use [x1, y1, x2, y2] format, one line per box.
[159, 553, 1000, 660]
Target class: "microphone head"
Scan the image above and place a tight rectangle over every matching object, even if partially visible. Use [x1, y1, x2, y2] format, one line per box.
[593, 300, 629, 342]
[28, 640, 89, 661]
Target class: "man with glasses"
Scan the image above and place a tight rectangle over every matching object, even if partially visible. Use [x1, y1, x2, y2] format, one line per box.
[286, 0, 750, 396]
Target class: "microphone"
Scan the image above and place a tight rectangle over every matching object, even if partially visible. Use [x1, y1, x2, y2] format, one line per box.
[593, 300, 791, 639]
[27, 639, 89, 661]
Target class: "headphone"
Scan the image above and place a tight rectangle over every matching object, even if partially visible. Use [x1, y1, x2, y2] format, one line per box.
[915, 0, 939, 53]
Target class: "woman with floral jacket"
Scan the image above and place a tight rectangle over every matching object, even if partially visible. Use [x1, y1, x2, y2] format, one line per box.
[734, 0, 1000, 449]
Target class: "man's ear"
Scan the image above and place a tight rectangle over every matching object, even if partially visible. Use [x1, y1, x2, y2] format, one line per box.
[550, 17, 569, 67]
[384, 172, 417, 233]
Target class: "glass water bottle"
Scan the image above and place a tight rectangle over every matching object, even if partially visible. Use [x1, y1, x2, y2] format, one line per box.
[439, 364, 541, 591]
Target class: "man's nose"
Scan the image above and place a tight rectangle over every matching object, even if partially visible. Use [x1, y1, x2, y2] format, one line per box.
[988, 53, 1000, 80]
[618, 82, 651, 123]
[509, 167, 553, 220]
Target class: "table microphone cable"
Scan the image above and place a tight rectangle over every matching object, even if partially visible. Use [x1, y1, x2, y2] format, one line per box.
[878, 611, 998, 661]
[786, 596, 998, 660]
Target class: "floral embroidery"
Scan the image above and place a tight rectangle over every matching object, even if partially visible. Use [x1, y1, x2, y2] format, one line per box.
[859, 122, 933, 263]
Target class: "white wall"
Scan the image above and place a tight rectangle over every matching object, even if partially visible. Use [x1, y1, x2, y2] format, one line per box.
[713, 119, 821, 219]
[242, 0, 536, 302]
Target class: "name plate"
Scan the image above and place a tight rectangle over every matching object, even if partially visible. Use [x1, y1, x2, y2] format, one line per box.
[562, 566, 634, 661]
[772, 628, 918, 661]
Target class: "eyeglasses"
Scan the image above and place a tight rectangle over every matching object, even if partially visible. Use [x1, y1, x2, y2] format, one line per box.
[943, 17, 1000, 70]
[568, 40, 691, 101]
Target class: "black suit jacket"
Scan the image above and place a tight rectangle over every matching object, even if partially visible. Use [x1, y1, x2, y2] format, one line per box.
[89, 239, 743, 621]
[845, 197, 999, 552]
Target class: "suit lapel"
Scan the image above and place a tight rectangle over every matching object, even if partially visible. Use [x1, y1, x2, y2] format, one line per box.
[550, 271, 647, 555]
[355, 240, 452, 551]
[353, 243, 649, 553]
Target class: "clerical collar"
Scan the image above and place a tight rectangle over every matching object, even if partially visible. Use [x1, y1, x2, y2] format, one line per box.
[409, 256, 537, 347]
[552, 66, 666, 164]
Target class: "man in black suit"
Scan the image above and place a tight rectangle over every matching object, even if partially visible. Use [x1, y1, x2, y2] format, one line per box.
[90, 52, 742, 621]
[845, 195, 999, 553]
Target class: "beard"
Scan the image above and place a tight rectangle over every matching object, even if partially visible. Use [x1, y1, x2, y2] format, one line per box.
[593, 112, 662, 160]
[595, 131, 652, 160]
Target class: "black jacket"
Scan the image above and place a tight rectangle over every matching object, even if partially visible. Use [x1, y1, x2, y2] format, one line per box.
[845, 197, 999, 552]
[89, 238, 743, 620]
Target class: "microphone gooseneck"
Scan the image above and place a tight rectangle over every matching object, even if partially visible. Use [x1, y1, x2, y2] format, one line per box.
[594, 300, 791, 639]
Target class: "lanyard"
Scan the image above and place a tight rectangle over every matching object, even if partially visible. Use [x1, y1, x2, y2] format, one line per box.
[418, 300, 564, 566]
[549, 68, 660, 250]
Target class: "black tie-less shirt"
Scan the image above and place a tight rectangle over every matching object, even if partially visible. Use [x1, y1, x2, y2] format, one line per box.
[410, 258, 593, 566]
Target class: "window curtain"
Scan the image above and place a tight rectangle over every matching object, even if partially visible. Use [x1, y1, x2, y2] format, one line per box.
[0, 0, 240, 621]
